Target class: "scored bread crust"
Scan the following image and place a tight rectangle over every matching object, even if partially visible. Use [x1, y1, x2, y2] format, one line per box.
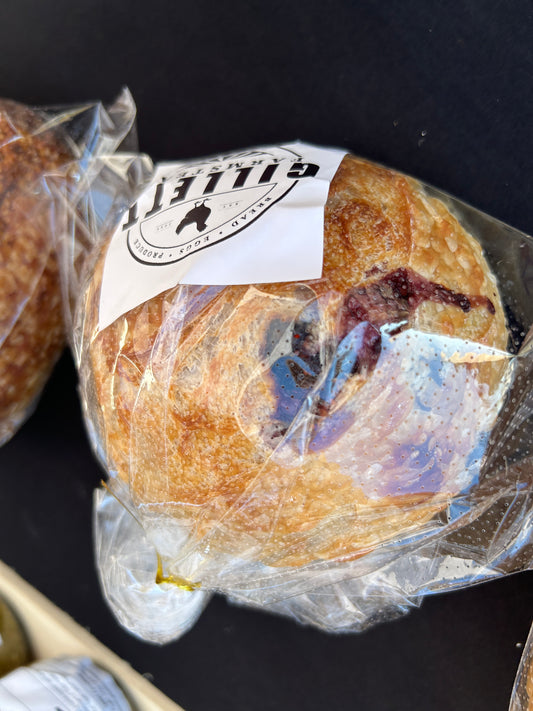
[0, 100, 72, 444]
[86, 154, 508, 568]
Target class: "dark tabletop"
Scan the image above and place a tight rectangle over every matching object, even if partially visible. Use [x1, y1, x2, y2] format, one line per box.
[0, 2, 532, 710]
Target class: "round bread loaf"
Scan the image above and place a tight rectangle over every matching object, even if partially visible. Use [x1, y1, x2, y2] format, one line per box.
[86, 154, 509, 570]
[0, 100, 71, 445]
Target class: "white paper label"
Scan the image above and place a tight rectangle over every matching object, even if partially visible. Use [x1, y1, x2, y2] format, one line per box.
[98, 141, 346, 330]
[0, 657, 131, 710]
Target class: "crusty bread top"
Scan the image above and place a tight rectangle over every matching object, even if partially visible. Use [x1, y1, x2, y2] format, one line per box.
[0, 100, 71, 444]
[86, 154, 509, 567]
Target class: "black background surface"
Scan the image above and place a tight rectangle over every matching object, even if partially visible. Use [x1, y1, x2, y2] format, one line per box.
[0, 2, 532, 710]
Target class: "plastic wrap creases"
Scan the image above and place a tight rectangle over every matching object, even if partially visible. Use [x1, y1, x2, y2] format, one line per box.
[510, 621, 533, 711]
[54, 142, 533, 643]
[0, 88, 140, 446]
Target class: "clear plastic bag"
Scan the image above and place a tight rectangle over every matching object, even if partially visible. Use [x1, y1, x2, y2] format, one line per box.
[510, 622, 533, 711]
[57, 143, 533, 642]
[0, 89, 137, 446]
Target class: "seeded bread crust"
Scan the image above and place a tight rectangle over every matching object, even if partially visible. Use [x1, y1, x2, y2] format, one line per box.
[0, 100, 71, 445]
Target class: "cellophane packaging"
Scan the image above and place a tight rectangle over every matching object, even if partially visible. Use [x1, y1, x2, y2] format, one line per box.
[510, 621, 533, 711]
[53, 141, 533, 643]
[0, 89, 139, 446]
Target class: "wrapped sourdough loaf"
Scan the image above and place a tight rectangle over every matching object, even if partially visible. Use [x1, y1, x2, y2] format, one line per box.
[60, 142, 532, 642]
[0, 91, 138, 446]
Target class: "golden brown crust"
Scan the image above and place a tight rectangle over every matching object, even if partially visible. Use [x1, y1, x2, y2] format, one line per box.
[323, 156, 506, 350]
[87, 154, 509, 568]
[0, 100, 71, 444]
